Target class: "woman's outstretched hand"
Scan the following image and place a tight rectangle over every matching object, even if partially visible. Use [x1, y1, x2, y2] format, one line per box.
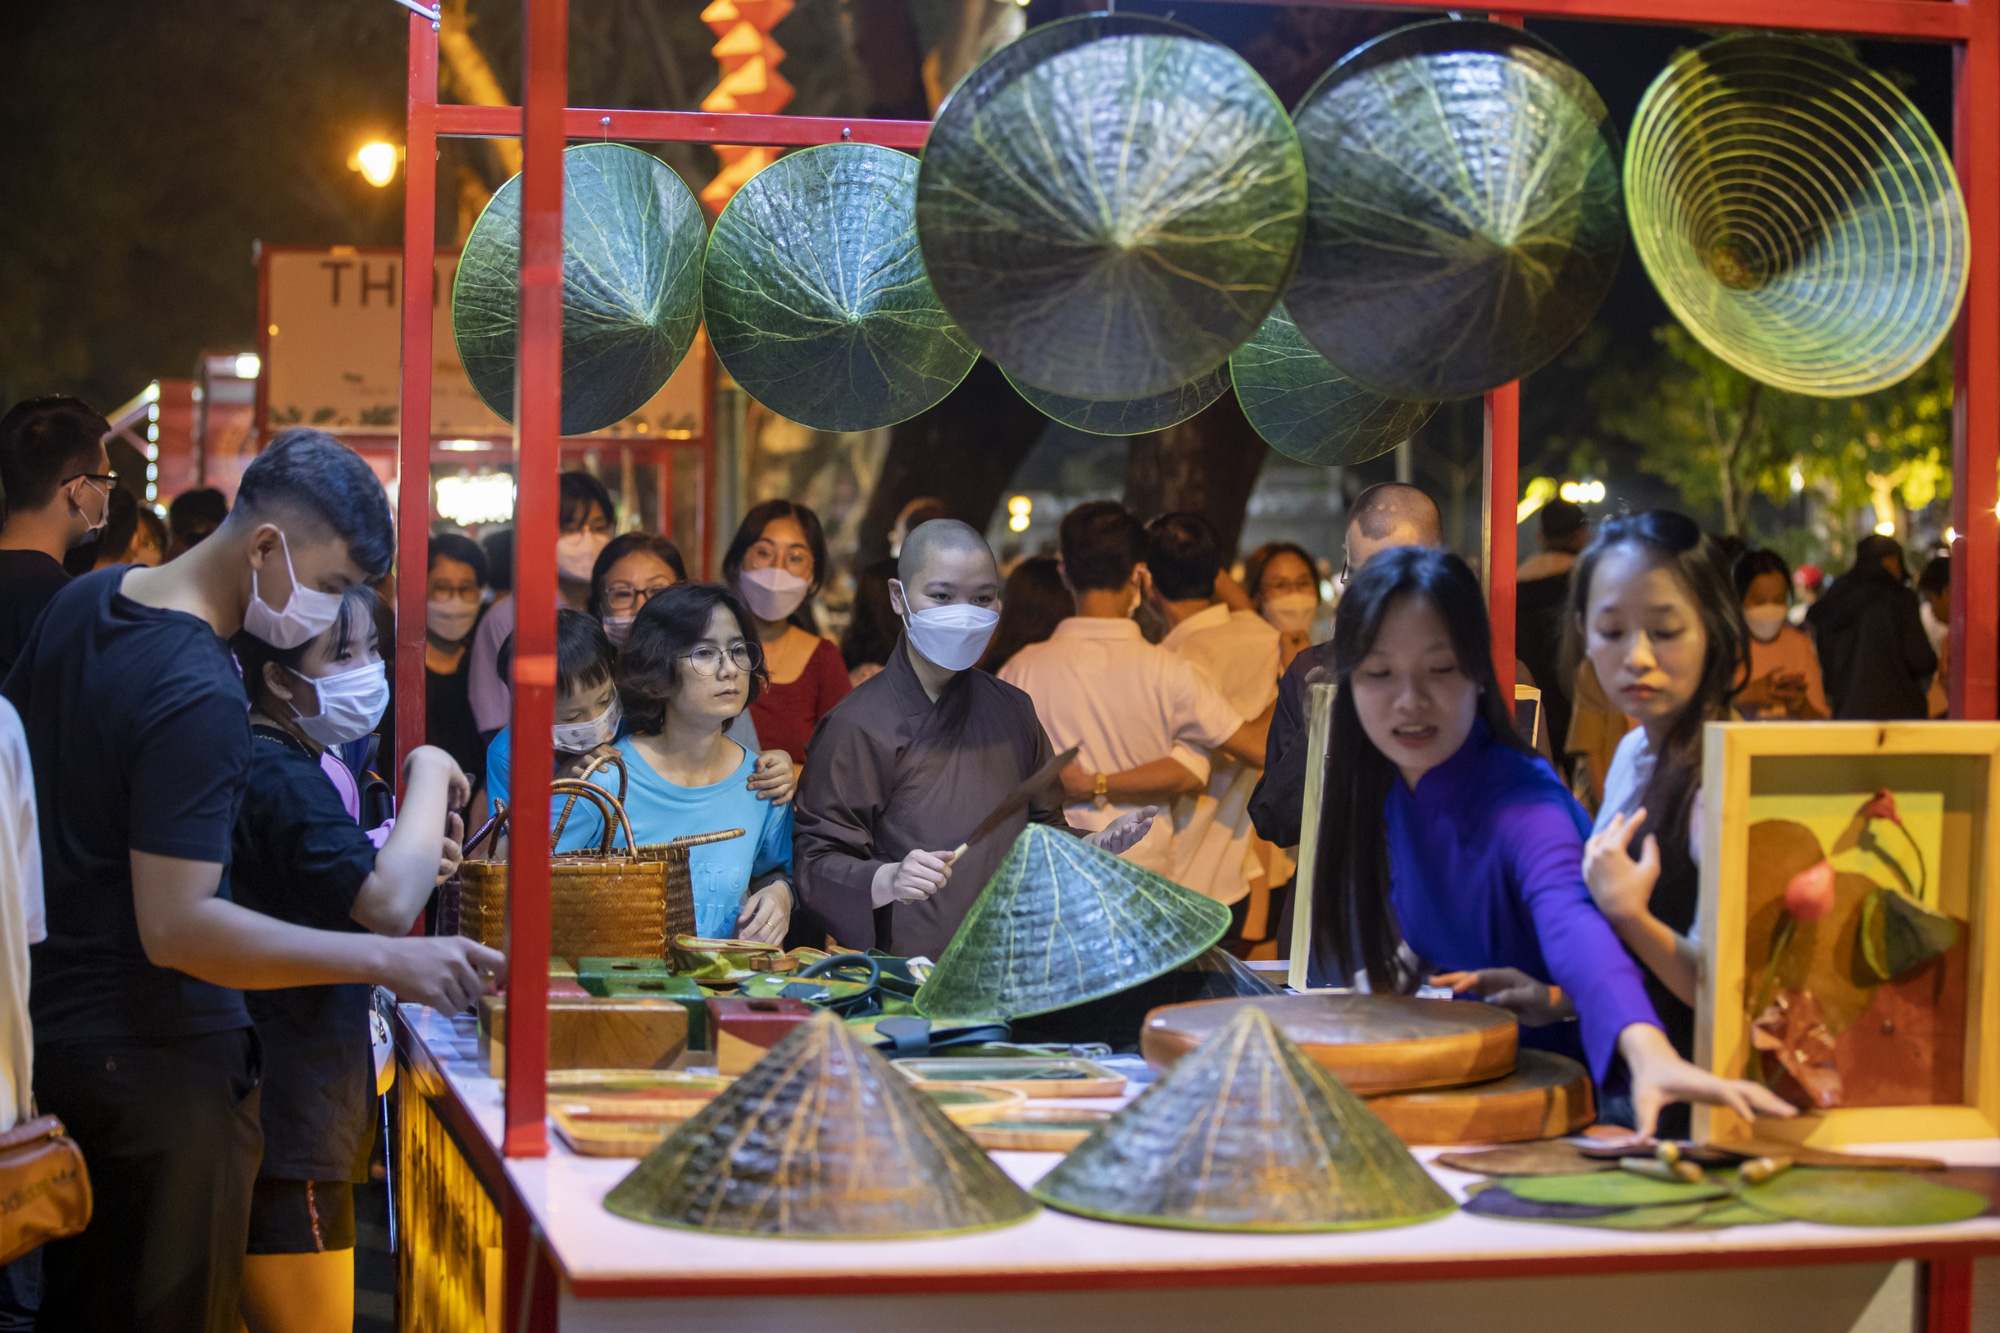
[747, 750, 797, 805]
[1618, 1023, 1796, 1138]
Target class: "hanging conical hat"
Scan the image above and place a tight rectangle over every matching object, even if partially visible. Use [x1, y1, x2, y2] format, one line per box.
[604, 1013, 1037, 1238]
[1032, 1007, 1454, 1232]
[915, 824, 1231, 1022]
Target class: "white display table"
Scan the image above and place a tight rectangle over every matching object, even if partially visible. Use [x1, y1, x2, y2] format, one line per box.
[395, 1006, 2000, 1333]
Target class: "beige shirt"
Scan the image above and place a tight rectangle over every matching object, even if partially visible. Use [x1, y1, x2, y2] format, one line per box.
[1001, 616, 1243, 872]
[0, 699, 44, 1129]
[1159, 606, 1281, 902]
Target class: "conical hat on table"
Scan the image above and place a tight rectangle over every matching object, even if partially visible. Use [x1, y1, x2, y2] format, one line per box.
[604, 1013, 1036, 1238]
[1032, 1007, 1455, 1231]
[915, 824, 1231, 1022]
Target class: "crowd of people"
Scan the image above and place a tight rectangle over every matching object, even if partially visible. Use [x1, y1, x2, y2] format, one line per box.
[0, 390, 1962, 1330]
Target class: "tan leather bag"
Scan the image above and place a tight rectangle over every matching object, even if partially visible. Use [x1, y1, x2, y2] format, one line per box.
[0, 1115, 90, 1265]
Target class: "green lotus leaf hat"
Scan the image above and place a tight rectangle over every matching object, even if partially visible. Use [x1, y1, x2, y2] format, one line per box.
[703, 142, 977, 432]
[454, 143, 705, 436]
[915, 823, 1231, 1022]
[604, 1012, 1037, 1238]
[1034, 1006, 1455, 1231]
[1230, 301, 1439, 465]
[1624, 34, 1967, 397]
[1005, 363, 1232, 437]
[917, 17, 1305, 402]
[1287, 19, 1623, 401]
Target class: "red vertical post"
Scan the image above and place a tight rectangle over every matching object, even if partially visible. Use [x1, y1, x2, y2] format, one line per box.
[397, 14, 440, 779]
[1951, 0, 1999, 720]
[505, 0, 567, 1160]
[1485, 381, 1521, 692]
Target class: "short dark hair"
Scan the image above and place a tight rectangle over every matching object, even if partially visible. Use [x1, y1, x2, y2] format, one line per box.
[1732, 547, 1791, 601]
[169, 487, 229, 548]
[723, 499, 829, 595]
[589, 533, 686, 617]
[428, 532, 488, 586]
[559, 471, 615, 533]
[617, 582, 767, 734]
[232, 584, 379, 711]
[233, 429, 395, 579]
[1058, 500, 1146, 593]
[0, 395, 109, 516]
[483, 528, 515, 594]
[1540, 498, 1586, 541]
[1856, 532, 1906, 576]
[555, 608, 616, 697]
[1917, 552, 1950, 597]
[1145, 512, 1223, 602]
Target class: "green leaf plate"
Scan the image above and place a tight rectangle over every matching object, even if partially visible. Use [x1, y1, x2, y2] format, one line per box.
[454, 143, 705, 436]
[1503, 1171, 1729, 1208]
[917, 26, 1305, 401]
[1229, 301, 1438, 464]
[704, 143, 977, 432]
[1288, 19, 1622, 401]
[1741, 1169, 1988, 1228]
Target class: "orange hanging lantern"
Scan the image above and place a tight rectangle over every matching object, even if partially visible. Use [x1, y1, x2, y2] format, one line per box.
[700, 0, 794, 210]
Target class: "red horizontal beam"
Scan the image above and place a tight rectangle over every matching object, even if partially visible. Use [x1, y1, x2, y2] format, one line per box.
[1209, 0, 1973, 38]
[436, 104, 931, 148]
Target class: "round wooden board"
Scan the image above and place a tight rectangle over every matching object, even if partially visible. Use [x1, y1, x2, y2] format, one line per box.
[1363, 1050, 1595, 1146]
[969, 1108, 1113, 1152]
[1141, 994, 1517, 1096]
[910, 1081, 1028, 1126]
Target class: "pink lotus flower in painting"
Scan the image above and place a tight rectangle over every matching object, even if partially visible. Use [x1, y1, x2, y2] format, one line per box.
[1784, 860, 1837, 923]
[1861, 789, 1901, 825]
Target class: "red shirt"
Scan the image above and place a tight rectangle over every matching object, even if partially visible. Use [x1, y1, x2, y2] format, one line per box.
[750, 636, 850, 765]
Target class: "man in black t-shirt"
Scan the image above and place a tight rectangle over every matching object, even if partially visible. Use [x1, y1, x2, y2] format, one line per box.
[0, 396, 114, 675]
[4, 427, 506, 1332]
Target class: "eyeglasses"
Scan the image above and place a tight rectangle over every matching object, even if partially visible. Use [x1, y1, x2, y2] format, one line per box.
[681, 643, 755, 677]
[64, 472, 117, 490]
[603, 581, 673, 612]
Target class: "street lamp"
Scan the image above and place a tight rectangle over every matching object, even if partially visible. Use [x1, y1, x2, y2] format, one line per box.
[350, 141, 404, 188]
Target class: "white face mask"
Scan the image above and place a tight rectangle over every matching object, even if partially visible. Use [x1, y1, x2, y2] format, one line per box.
[1920, 600, 1949, 653]
[739, 566, 810, 622]
[244, 531, 344, 650]
[557, 530, 609, 583]
[552, 696, 621, 754]
[69, 478, 111, 545]
[427, 597, 478, 644]
[1262, 591, 1318, 635]
[893, 581, 1000, 672]
[602, 614, 635, 648]
[292, 660, 389, 748]
[1743, 605, 1787, 644]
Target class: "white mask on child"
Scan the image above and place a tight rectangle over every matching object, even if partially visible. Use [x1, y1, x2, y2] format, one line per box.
[292, 661, 389, 747]
[552, 697, 621, 754]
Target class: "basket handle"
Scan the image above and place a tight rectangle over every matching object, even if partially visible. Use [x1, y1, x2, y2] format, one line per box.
[465, 801, 508, 859]
[554, 749, 629, 842]
[549, 778, 637, 856]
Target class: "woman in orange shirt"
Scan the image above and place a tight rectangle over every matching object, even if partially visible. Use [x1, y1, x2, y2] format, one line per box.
[1732, 549, 1827, 720]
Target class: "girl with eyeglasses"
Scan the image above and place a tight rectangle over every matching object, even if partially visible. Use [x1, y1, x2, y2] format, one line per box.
[587, 533, 686, 648]
[572, 583, 796, 944]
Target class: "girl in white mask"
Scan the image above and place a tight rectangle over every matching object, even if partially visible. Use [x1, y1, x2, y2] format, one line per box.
[230, 586, 471, 1333]
[724, 500, 850, 765]
[1244, 541, 1322, 674]
[588, 533, 685, 649]
[1731, 548, 1827, 720]
[555, 471, 616, 610]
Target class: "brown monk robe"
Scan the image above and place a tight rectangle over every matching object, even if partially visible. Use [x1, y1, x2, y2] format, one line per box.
[792, 634, 1069, 958]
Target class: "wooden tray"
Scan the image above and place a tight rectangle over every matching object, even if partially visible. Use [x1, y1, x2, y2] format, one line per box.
[909, 1081, 1028, 1126]
[551, 1108, 674, 1158]
[968, 1107, 1112, 1152]
[1363, 1049, 1595, 1146]
[1141, 994, 1517, 1096]
[893, 1057, 1126, 1099]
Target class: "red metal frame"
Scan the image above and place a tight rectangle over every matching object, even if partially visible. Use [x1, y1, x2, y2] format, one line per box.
[396, 1, 1999, 1323]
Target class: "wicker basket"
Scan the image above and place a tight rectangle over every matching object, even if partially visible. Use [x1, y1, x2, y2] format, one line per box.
[455, 779, 689, 959]
[558, 752, 745, 946]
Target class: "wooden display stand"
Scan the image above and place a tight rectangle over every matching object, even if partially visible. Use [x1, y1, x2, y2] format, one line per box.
[1697, 721, 2000, 1146]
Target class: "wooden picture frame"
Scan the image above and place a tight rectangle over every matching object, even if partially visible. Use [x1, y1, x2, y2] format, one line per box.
[1696, 721, 2000, 1145]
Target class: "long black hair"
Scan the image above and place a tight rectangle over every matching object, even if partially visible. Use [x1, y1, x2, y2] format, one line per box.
[1568, 511, 1745, 934]
[977, 555, 1072, 674]
[617, 582, 768, 735]
[1309, 547, 1529, 991]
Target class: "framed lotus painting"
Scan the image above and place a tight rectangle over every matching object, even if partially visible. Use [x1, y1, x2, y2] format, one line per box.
[1696, 722, 2000, 1145]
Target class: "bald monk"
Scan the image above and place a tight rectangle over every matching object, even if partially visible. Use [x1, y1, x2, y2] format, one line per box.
[794, 521, 1156, 958]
